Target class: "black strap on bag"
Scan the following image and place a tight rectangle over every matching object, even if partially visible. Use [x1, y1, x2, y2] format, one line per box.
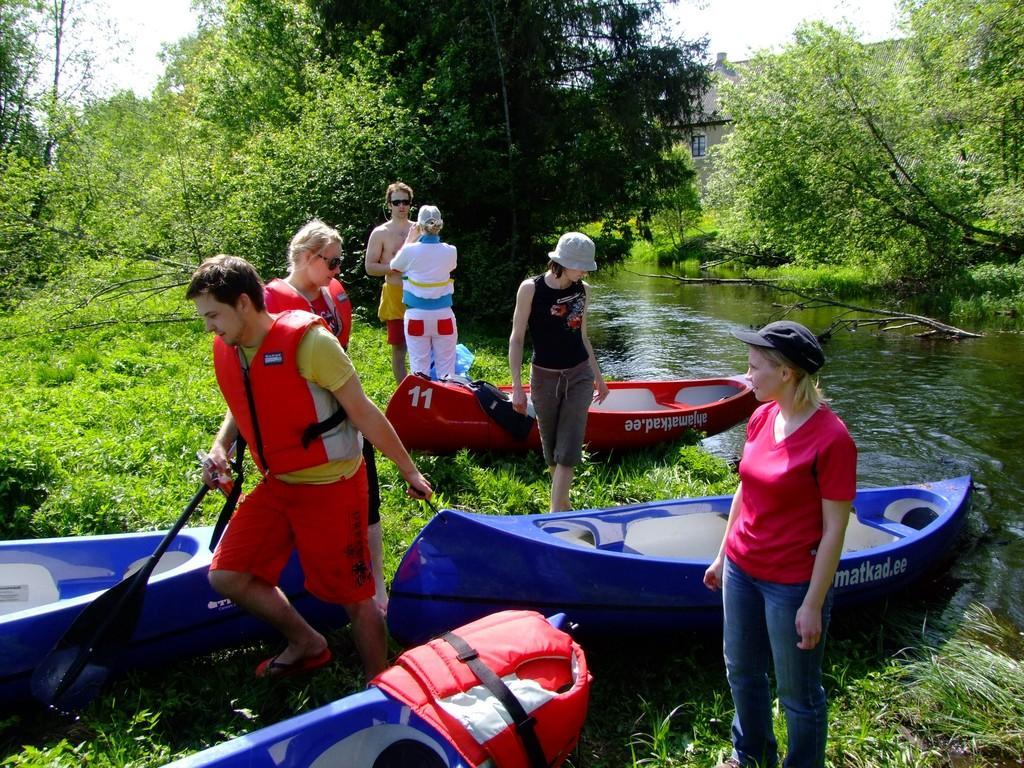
[209, 436, 246, 551]
[441, 630, 548, 768]
[467, 380, 535, 441]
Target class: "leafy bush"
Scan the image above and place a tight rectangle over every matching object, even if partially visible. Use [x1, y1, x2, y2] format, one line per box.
[0, 441, 56, 539]
[965, 261, 1024, 299]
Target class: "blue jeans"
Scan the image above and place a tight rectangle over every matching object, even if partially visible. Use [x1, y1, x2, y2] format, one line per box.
[722, 557, 832, 768]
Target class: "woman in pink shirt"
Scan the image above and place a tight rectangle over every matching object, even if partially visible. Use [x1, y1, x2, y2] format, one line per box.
[704, 321, 857, 768]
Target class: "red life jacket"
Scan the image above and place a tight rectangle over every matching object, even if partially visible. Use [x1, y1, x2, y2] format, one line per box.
[372, 610, 590, 768]
[213, 311, 358, 475]
[264, 277, 352, 349]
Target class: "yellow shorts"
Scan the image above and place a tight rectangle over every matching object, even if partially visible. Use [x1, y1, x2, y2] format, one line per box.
[378, 282, 406, 322]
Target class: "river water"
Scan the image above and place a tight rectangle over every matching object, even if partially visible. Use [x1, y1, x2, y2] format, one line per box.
[586, 266, 1024, 630]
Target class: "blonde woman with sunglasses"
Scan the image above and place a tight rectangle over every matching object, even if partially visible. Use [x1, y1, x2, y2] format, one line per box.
[265, 219, 352, 347]
[265, 218, 389, 616]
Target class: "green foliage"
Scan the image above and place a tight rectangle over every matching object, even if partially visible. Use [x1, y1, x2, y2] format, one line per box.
[210, 50, 426, 291]
[0, 0, 44, 158]
[900, 604, 1024, 757]
[708, 4, 1024, 288]
[1, 0, 712, 319]
[745, 263, 883, 298]
[175, 0, 321, 134]
[314, 0, 710, 316]
[0, 152, 60, 310]
[904, 0, 1024, 237]
[0, 268, 226, 538]
[0, 439, 55, 539]
[647, 144, 704, 253]
[942, 260, 1024, 324]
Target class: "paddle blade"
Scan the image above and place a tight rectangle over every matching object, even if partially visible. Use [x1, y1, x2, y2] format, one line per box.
[29, 482, 210, 711]
[30, 645, 115, 712]
[30, 569, 146, 710]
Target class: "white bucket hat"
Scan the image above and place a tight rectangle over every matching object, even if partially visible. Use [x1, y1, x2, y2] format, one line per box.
[549, 232, 597, 272]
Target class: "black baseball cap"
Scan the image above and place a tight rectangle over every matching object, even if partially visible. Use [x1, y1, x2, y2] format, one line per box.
[732, 320, 825, 374]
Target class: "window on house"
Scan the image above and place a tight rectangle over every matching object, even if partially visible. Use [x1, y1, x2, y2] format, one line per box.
[691, 134, 707, 158]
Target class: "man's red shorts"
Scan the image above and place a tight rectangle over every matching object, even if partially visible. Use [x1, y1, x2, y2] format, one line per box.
[211, 463, 373, 605]
[386, 318, 405, 346]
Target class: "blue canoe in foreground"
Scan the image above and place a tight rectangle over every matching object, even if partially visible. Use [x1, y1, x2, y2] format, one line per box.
[164, 611, 582, 768]
[0, 525, 347, 710]
[387, 476, 972, 646]
[163, 686, 470, 768]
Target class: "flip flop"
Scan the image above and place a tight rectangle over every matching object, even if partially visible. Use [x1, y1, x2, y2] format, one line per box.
[255, 647, 332, 679]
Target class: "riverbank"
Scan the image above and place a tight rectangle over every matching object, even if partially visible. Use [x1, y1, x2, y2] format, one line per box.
[630, 226, 1024, 331]
[1, 283, 1021, 766]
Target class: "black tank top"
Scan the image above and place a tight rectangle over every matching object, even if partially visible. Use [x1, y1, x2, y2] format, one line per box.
[528, 274, 589, 369]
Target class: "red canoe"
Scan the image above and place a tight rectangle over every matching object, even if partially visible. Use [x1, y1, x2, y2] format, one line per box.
[384, 374, 757, 453]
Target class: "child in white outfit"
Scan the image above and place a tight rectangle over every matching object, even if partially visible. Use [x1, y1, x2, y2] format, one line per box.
[389, 205, 458, 378]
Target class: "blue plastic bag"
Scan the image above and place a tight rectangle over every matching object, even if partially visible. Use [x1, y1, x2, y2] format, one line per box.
[429, 343, 474, 380]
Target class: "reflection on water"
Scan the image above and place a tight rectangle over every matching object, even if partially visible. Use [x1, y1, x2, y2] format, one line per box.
[588, 267, 1024, 628]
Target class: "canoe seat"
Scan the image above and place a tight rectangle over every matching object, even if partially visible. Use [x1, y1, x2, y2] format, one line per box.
[123, 550, 194, 580]
[883, 498, 940, 530]
[673, 384, 737, 406]
[591, 388, 671, 412]
[548, 527, 597, 548]
[0, 563, 60, 616]
[843, 517, 898, 552]
[623, 513, 726, 558]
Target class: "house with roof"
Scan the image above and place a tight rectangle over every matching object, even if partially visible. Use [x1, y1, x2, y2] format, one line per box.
[684, 52, 743, 190]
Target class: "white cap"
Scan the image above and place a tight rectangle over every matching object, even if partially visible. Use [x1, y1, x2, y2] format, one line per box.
[417, 205, 443, 228]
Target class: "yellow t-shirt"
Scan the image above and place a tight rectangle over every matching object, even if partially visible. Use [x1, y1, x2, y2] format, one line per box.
[240, 324, 362, 484]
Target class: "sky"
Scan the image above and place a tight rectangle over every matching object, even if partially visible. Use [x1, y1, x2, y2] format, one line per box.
[93, 0, 200, 96]
[665, 0, 902, 59]
[95, 0, 903, 97]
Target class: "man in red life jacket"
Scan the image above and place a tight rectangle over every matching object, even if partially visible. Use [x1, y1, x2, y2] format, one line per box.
[187, 254, 432, 682]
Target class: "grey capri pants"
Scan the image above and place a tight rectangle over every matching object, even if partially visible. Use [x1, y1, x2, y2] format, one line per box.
[530, 359, 594, 467]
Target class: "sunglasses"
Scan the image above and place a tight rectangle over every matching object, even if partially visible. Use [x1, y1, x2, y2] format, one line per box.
[318, 253, 342, 270]
[389, 198, 412, 206]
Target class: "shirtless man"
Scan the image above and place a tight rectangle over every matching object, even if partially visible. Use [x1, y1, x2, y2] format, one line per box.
[365, 182, 415, 384]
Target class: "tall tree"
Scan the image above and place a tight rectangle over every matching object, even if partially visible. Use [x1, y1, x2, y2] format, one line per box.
[178, 0, 322, 135]
[708, 10, 1023, 285]
[38, 0, 102, 165]
[0, 0, 43, 157]
[901, 0, 1024, 243]
[314, 0, 709, 312]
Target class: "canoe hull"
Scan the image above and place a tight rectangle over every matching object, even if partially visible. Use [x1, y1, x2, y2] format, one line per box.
[385, 374, 757, 453]
[165, 687, 470, 768]
[0, 526, 347, 711]
[387, 477, 972, 646]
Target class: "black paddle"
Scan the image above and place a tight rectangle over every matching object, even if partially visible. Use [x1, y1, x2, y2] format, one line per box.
[30, 482, 211, 712]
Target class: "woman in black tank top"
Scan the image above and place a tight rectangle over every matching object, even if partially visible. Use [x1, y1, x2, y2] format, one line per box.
[508, 232, 610, 512]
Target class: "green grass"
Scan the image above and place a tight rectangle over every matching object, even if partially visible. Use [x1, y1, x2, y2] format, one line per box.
[1, 262, 1020, 767]
[627, 212, 719, 268]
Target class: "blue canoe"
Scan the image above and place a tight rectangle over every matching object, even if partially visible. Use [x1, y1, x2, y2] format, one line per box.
[387, 477, 972, 646]
[0, 525, 347, 710]
[163, 686, 470, 768]
[164, 612, 574, 768]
